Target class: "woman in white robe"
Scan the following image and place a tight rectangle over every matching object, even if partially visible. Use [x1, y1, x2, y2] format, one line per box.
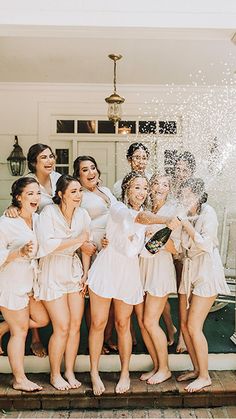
[138, 174, 179, 385]
[87, 172, 177, 397]
[0, 177, 47, 392]
[36, 174, 91, 391]
[73, 155, 117, 355]
[1, 143, 61, 357]
[113, 142, 151, 200]
[176, 178, 231, 392]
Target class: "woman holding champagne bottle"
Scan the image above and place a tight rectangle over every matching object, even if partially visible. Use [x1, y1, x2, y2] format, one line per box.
[138, 174, 179, 384]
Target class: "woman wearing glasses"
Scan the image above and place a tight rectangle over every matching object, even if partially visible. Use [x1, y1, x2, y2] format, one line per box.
[113, 142, 151, 201]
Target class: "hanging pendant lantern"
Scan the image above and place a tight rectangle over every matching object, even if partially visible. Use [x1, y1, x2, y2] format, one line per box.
[105, 54, 125, 123]
[7, 136, 26, 176]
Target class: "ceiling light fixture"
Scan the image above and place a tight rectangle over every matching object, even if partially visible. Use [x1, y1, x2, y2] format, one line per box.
[105, 54, 125, 124]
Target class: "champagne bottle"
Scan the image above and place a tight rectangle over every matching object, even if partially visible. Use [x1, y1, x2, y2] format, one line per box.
[145, 226, 172, 254]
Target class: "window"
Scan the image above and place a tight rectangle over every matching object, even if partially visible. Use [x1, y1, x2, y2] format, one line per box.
[55, 149, 69, 174]
[139, 121, 157, 134]
[77, 120, 96, 133]
[57, 120, 75, 133]
[159, 121, 177, 135]
[97, 120, 116, 134]
[118, 121, 136, 135]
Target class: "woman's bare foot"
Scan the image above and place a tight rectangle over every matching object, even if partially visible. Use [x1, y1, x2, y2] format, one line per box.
[177, 370, 199, 382]
[13, 377, 43, 392]
[139, 368, 157, 381]
[115, 373, 130, 394]
[185, 376, 212, 392]
[30, 342, 47, 358]
[176, 333, 187, 353]
[147, 369, 171, 385]
[105, 339, 118, 353]
[101, 345, 110, 355]
[50, 374, 71, 391]
[91, 372, 105, 396]
[64, 372, 81, 389]
[167, 326, 177, 346]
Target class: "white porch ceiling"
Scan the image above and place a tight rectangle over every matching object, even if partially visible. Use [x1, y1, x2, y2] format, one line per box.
[0, 26, 235, 85]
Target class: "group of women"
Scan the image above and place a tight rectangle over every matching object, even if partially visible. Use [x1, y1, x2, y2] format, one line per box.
[0, 142, 231, 396]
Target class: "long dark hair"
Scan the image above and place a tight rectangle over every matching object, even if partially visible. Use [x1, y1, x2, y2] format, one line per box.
[11, 177, 39, 208]
[73, 155, 101, 183]
[27, 143, 55, 173]
[52, 174, 80, 205]
[121, 171, 149, 209]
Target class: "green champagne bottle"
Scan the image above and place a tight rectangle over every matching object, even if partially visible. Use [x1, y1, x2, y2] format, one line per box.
[145, 226, 172, 254]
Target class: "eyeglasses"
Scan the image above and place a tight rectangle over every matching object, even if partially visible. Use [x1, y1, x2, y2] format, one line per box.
[131, 156, 148, 162]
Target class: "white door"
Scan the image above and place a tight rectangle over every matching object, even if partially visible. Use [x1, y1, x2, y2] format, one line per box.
[77, 141, 116, 190]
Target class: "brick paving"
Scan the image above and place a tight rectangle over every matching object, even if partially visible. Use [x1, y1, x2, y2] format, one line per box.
[1, 407, 236, 418]
[0, 371, 235, 412]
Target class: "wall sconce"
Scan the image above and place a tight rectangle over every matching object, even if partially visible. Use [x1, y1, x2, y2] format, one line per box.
[7, 136, 26, 176]
[105, 54, 125, 124]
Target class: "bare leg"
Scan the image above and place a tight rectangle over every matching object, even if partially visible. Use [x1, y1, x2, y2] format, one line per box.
[0, 320, 9, 354]
[104, 301, 118, 352]
[185, 295, 216, 392]
[177, 294, 199, 382]
[162, 300, 177, 346]
[1, 306, 42, 392]
[130, 312, 137, 346]
[174, 260, 187, 353]
[89, 289, 111, 396]
[143, 294, 171, 385]
[0, 300, 49, 357]
[134, 302, 158, 381]
[176, 331, 187, 354]
[64, 292, 85, 388]
[114, 299, 133, 394]
[43, 296, 71, 391]
[29, 297, 49, 357]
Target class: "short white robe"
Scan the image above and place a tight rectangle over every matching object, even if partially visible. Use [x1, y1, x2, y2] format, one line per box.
[178, 204, 231, 303]
[81, 186, 117, 251]
[87, 202, 145, 305]
[36, 204, 91, 301]
[0, 214, 38, 310]
[139, 201, 178, 297]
